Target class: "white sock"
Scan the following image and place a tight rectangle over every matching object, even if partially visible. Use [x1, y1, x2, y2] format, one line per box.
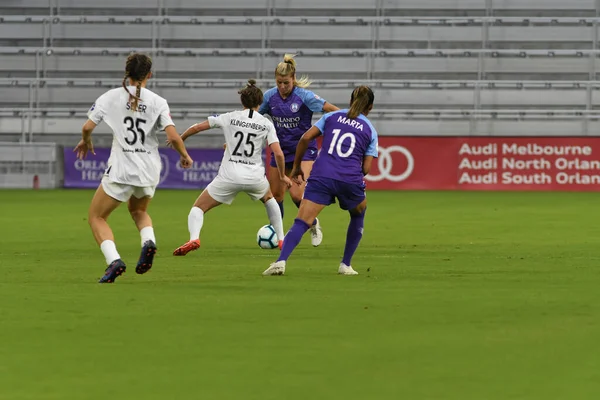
[265, 198, 284, 241]
[188, 206, 204, 241]
[100, 240, 121, 265]
[140, 226, 156, 246]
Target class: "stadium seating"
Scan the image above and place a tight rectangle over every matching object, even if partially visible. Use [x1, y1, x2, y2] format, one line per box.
[2, 0, 598, 17]
[0, 76, 597, 109]
[1, 16, 598, 81]
[1, 1, 600, 140]
[1, 15, 597, 49]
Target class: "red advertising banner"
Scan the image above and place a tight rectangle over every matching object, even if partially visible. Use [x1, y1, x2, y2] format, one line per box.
[366, 137, 600, 191]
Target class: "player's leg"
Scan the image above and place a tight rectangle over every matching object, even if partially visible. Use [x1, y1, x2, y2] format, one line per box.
[268, 163, 289, 218]
[263, 199, 326, 276]
[259, 186, 285, 250]
[128, 189, 156, 274]
[280, 199, 326, 259]
[173, 180, 226, 256]
[289, 146, 318, 209]
[263, 176, 332, 276]
[289, 160, 323, 246]
[337, 183, 368, 276]
[189, 189, 222, 239]
[89, 181, 127, 283]
[288, 161, 307, 208]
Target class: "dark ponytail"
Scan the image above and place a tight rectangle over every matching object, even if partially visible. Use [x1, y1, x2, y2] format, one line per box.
[238, 79, 264, 109]
[347, 86, 374, 119]
[123, 53, 152, 112]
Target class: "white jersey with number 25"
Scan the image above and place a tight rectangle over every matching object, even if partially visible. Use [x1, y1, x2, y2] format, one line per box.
[208, 109, 279, 182]
[88, 86, 174, 187]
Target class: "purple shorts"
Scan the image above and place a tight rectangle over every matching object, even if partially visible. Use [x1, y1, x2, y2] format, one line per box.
[303, 176, 366, 211]
[269, 146, 318, 168]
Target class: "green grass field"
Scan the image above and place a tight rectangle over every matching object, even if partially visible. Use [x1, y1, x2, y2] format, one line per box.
[1, 189, 600, 400]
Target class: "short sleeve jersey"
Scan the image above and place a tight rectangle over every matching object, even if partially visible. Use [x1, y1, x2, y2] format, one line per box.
[259, 86, 326, 160]
[208, 109, 279, 182]
[310, 109, 379, 184]
[88, 86, 174, 187]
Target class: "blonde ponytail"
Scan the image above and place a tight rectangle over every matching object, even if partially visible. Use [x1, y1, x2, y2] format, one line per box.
[275, 53, 312, 88]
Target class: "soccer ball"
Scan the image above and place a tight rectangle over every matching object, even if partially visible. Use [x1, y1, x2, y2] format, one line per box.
[257, 224, 279, 249]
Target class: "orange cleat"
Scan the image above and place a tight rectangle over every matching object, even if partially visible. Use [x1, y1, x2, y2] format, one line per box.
[278, 240, 283, 250]
[173, 239, 200, 256]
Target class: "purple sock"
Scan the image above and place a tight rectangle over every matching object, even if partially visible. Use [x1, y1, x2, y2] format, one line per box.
[277, 201, 284, 218]
[342, 209, 366, 266]
[277, 218, 310, 262]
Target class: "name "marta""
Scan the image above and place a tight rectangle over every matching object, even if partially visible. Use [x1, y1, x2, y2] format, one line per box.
[337, 116, 364, 131]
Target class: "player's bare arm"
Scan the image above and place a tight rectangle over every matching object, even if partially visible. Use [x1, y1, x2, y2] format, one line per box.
[362, 155, 374, 176]
[181, 120, 211, 141]
[269, 142, 292, 189]
[322, 102, 340, 112]
[291, 125, 322, 184]
[166, 120, 211, 147]
[74, 119, 97, 159]
[165, 125, 193, 168]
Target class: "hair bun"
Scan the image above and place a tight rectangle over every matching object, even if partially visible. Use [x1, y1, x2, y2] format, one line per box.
[247, 79, 256, 87]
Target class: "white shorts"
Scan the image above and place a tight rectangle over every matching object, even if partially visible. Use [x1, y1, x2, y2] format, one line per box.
[206, 175, 270, 205]
[101, 176, 156, 203]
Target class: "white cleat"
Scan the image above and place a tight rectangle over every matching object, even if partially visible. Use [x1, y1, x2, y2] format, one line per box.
[263, 260, 286, 276]
[310, 217, 323, 247]
[338, 263, 358, 275]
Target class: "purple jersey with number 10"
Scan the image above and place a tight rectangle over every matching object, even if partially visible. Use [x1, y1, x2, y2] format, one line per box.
[259, 86, 326, 163]
[310, 109, 379, 184]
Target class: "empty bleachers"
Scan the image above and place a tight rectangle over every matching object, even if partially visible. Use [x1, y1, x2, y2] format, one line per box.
[4, 0, 598, 17]
[1, 15, 598, 49]
[1, 46, 598, 84]
[1, 77, 599, 110]
[1, 17, 599, 81]
[1, 0, 600, 139]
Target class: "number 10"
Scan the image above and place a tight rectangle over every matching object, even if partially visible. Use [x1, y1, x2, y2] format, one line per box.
[327, 129, 356, 158]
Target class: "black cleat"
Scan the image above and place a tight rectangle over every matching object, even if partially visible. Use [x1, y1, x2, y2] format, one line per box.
[99, 259, 126, 283]
[136, 240, 157, 274]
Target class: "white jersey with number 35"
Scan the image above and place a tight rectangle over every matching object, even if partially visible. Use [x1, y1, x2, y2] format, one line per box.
[208, 109, 279, 182]
[88, 86, 174, 187]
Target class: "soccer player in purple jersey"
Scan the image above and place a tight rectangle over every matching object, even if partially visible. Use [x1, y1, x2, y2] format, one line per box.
[263, 86, 378, 276]
[259, 54, 339, 247]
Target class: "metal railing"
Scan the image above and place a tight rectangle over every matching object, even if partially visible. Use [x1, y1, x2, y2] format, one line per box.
[3, 77, 600, 138]
[4, 7, 600, 138]
[36, 0, 600, 17]
[0, 142, 58, 188]
[5, 107, 600, 140]
[8, 15, 600, 23]
[5, 107, 600, 119]
[2, 14, 600, 79]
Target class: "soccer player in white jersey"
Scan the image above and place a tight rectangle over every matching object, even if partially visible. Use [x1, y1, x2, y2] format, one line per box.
[171, 80, 292, 256]
[74, 53, 193, 283]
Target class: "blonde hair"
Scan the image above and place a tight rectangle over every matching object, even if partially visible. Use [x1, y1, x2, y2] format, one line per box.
[275, 53, 311, 88]
[347, 86, 374, 119]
